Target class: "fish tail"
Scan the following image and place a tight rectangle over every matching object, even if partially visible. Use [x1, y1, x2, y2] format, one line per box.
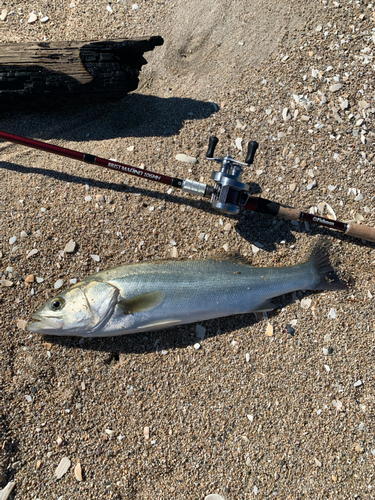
[305, 238, 349, 291]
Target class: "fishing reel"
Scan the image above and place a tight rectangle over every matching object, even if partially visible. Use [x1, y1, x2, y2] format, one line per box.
[182, 136, 259, 214]
[206, 136, 258, 214]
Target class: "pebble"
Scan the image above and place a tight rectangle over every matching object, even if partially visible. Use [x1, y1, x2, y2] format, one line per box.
[328, 308, 337, 319]
[314, 458, 322, 467]
[171, 247, 178, 258]
[20, 231, 28, 238]
[286, 324, 295, 336]
[91, 255, 100, 262]
[0, 280, 13, 287]
[300, 297, 312, 309]
[27, 12, 37, 23]
[0, 8, 8, 21]
[55, 457, 71, 479]
[36, 277, 44, 283]
[25, 275, 34, 283]
[323, 348, 329, 356]
[85, 196, 92, 202]
[9, 236, 17, 245]
[245, 353, 250, 363]
[358, 422, 364, 431]
[222, 243, 229, 252]
[64, 240, 76, 253]
[144, 426, 150, 440]
[329, 83, 342, 92]
[6, 267, 13, 273]
[306, 180, 317, 190]
[223, 223, 231, 232]
[96, 194, 106, 203]
[193, 343, 201, 350]
[175, 154, 197, 164]
[132, 3, 139, 9]
[54, 279, 64, 289]
[354, 380, 362, 387]
[265, 323, 273, 336]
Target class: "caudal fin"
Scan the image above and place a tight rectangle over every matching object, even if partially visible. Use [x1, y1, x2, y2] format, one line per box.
[305, 238, 349, 291]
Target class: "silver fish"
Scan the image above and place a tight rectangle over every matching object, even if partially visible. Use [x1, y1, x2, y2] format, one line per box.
[27, 240, 347, 337]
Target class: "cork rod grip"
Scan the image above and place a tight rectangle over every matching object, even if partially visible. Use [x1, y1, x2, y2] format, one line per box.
[345, 222, 375, 243]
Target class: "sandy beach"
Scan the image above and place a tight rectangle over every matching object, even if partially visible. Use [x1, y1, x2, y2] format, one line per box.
[1, 0, 375, 498]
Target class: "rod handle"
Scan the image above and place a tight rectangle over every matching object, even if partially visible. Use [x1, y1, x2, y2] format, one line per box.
[206, 136, 219, 158]
[345, 222, 375, 243]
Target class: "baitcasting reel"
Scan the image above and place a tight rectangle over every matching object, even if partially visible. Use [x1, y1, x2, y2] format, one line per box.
[182, 135, 259, 214]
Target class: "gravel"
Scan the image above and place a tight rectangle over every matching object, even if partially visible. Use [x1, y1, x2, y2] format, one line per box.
[1, 0, 375, 499]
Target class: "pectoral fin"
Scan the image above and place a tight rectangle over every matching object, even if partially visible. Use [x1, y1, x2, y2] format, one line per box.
[118, 290, 165, 315]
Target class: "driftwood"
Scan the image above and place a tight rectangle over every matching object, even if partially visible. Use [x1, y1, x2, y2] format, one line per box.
[0, 36, 163, 110]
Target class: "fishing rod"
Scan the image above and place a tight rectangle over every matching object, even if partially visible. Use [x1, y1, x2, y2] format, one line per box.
[1, 130, 374, 243]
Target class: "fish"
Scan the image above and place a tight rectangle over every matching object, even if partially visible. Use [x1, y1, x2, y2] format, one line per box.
[27, 239, 348, 338]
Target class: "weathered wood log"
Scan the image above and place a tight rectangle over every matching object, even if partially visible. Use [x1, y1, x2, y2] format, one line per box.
[0, 36, 163, 110]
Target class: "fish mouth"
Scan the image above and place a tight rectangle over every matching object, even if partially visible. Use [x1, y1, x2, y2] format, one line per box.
[27, 314, 64, 333]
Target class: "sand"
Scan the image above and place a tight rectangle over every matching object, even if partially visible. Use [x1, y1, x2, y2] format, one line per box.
[1, 0, 375, 498]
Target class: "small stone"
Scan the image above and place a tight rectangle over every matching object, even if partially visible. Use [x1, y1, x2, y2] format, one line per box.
[0, 280, 13, 287]
[64, 240, 76, 253]
[300, 297, 312, 309]
[105, 429, 115, 436]
[85, 196, 92, 202]
[27, 12, 37, 23]
[306, 180, 317, 190]
[6, 267, 13, 273]
[20, 231, 28, 238]
[324, 364, 330, 372]
[328, 308, 337, 319]
[96, 194, 105, 203]
[354, 380, 362, 387]
[36, 277, 44, 283]
[55, 457, 71, 479]
[265, 323, 273, 336]
[358, 422, 364, 431]
[144, 427, 150, 440]
[0, 8, 8, 21]
[54, 279, 64, 289]
[323, 348, 329, 356]
[106, 5, 113, 12]
[25, 274, 34, 283]
[9, 236, 17, 245]
[332, 475, 337, 482]
[222, 243, 229, 252]
[175, 154, 197, 164]
[171, 247, 178, 258]
[354, 443, 363, 453]
[193, 343, 201, 350]
[57, 436, 63, 446]
[245, 353, 250, 362]
[223, 223, 232, 231]
[289, 183, 296, 192]
[91, 255, 100, 262]
[329, 83, 342, 92]
[286, 324, 295, 336]
[278, 132, 286, 139]
[132, 3, 139, 9]
[314, 458, 322, 467]
[25, 395, 32, 402]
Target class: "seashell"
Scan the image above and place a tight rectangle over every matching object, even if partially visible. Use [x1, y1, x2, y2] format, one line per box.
[17, 320, 27, 330]
[26, 249, 39, 259]
[55, 457, 71, 479]
[175, 154, 197, 164]
[64, 240, 76, 253]
[0, 481, 16, 500]
[205, 495, 226, 500]
[0, 280, 13, 287]
[74, 461, 83, 481]
[144, 426, 150, 440]
[105, 429, 115, 436]
[265, 323, 273, 336]
[300, 297, 312, 310]
[235, 137, 243, 151]
[57, 436, 63, 447]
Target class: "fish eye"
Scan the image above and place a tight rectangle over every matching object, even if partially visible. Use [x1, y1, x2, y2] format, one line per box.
[50, 297, 65, 311]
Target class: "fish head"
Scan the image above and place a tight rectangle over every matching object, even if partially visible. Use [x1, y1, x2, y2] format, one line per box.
[27, 280, 120, 336]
